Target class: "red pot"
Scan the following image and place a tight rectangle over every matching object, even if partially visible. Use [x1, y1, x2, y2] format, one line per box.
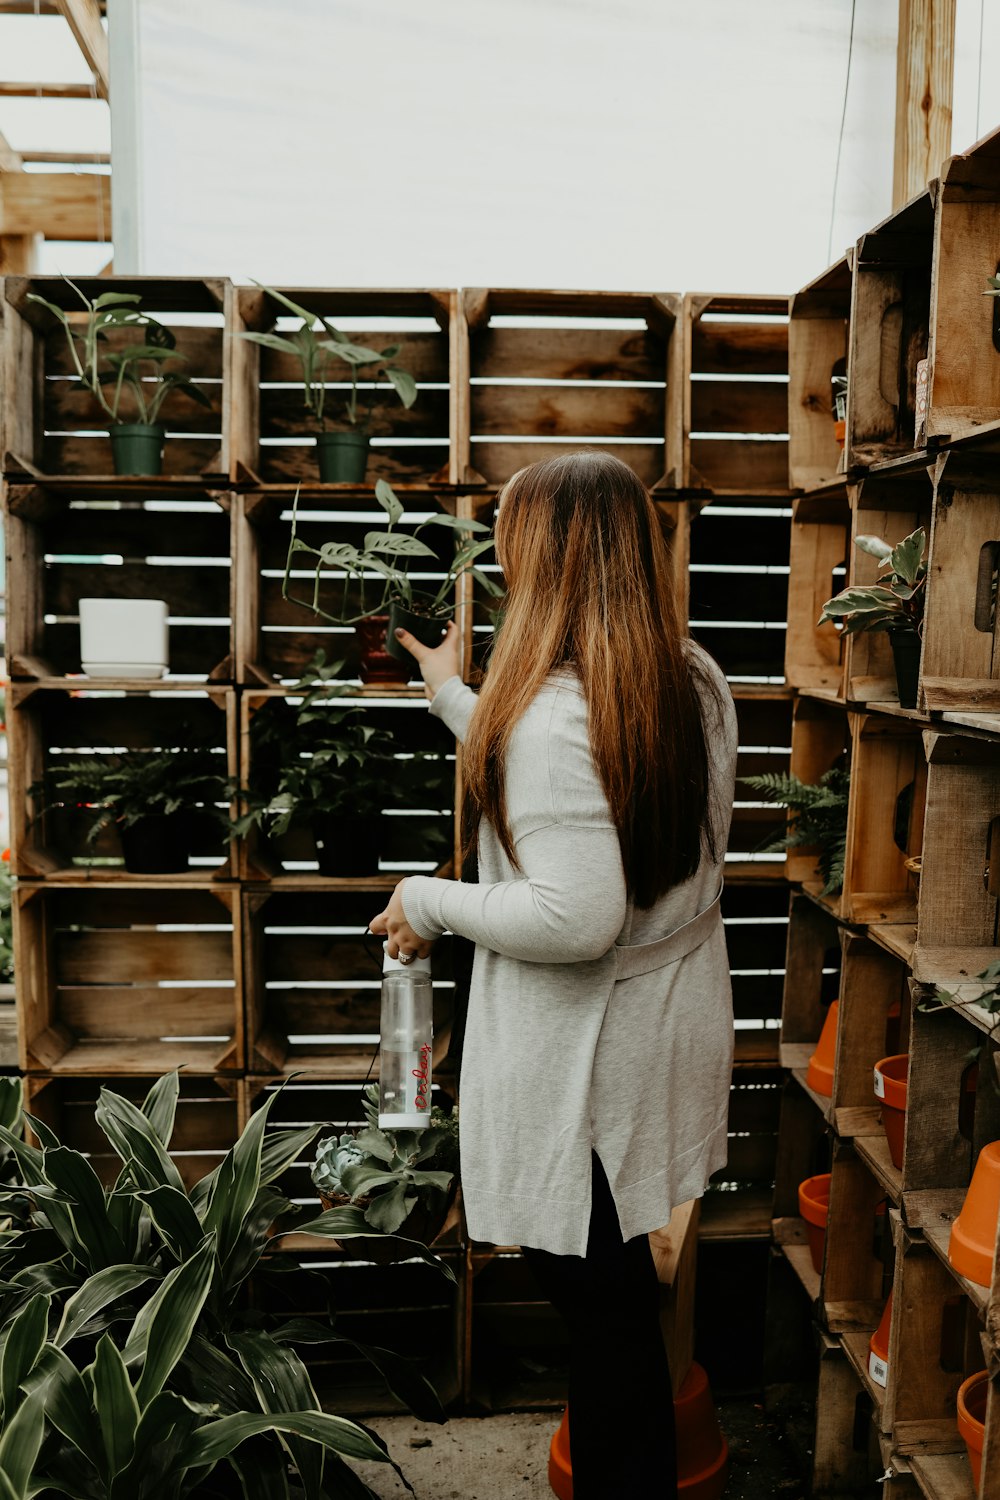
[354, 616, 410, 685]
[798, 1173, 832, 1276]
[874, 1055, 909, 1170]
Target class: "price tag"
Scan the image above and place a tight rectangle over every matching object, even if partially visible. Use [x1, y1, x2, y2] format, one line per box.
[868, 1351, 888, 1388]
[873, 1067, 885, 1100]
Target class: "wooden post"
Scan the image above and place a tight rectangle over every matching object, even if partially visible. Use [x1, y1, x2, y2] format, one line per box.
[893, 0, 956, 210]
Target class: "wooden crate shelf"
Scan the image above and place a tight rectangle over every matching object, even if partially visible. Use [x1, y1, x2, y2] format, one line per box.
[6, 681, 238, 880]
[780, 889, 843, 1070]
[831, 932, 910, 1121]
[1, 275, 231, 481]
[689, 498, 791, 687]
[847, 189, 935, 469]
[907, 1451, 977, 1500]
[784, 694, 851, 886]
[785, 484, 850, 693]
[229, 286, 456, 486]
[841, 710, 926, 925]
[904, 1191, 993, 1323]
[461, 287, 680, 490]
[3, 481, 234, 683]
[773, 1214, 823, 1302]
[788, 257, 853, 493]
[823, 1144, 892, 1343]
[14, 881, 243, 1074]
[812, 1332, 884, 1495]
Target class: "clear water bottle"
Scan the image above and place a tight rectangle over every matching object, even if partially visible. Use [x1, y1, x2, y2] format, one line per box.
[379, 943, 434, 1130]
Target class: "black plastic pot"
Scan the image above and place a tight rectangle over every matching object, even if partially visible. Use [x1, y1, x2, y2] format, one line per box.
[386, 601, 449, 666]
[316, 431, 369, 482]
[110, 423, 165, 476]
[313, 812, 381, 877]
[118, 813, 190, 874]
[890, 630, 921, 710]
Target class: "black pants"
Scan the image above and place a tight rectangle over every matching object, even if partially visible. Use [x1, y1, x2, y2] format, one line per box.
[522, 1150, 678, 1499]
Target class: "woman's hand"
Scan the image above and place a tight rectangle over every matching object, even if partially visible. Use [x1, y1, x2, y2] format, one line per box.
[394, 619, 460, 702]
[369, 879, 435, 962]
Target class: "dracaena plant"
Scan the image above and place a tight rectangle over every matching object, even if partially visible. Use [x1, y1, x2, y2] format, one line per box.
[239, 285, 418, 432]
[0, 1070, 454, 1499]
[741, 767, 851, 895]
[285, 479, 501, 624]
[819, 527, 927, 638]
[27, 278, 212, 427]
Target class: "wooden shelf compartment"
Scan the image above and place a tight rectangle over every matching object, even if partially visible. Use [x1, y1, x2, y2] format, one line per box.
[779, 890, 843, 1082]
[721, 880, 791, 1049]
[14, 881, 244, 1075]
[841, 709, 926, 925]
[3, 481, 234, 684]
[242, 885, 457, 1077]
[1, 274, 232, 481]
[811, 1330, 886, 1496]
[907, 1451, 977, 1500]
[831, 931, 911, 1122]
[782, 692, 851, 886]
[823, 1141, 893, 1351]
[25, 1072, 241, 1189]
[855, 1128, 904, 1206]
[6, 681, 238, 881]
[229, 286, 456, 487]
[237, 687, 456, 883]
[926, 124, 1000, 449]
[847, 188, 935, 470]
[844, 462, 934, 706]
[675, 292, 791, 496]
[788, 256, 853, 493]
[726, 688, 793, 876]
[689, 495, 791, 692]
[785, 484, 850, 694]
[919, 447, 1000, 715]
[461, 287, 681, 491]
[904, 1190, 996, 1324]
[710, 1058, 784, 1202]
[772, 1214, 822, 1302]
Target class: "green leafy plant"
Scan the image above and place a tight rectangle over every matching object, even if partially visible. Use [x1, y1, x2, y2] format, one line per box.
[918, 961, 1000, 1088]
[26, 279, 212, 427]
[312, 1086, 459, 1235]
[819, 527, 927, 638]
[0, 1070, 453, 1498]
[285, 479, 501, 625]
[239, 286, 418, 432]
[741, 767, 851, 895]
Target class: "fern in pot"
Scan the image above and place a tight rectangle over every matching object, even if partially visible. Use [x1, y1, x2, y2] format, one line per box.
[819, 526, 927, 708]
[742, 765, 851, 895]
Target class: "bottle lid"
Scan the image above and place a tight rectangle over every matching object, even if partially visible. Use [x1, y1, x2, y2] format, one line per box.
[382, 940, 432, 975]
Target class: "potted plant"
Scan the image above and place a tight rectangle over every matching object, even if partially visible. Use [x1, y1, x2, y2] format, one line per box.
[918, 960, 1000, 1089]
[31, 739, 230, 874]
[27, 279, 212, 477]
[285, 478, 500, 682]
[818, 527, 927, 708]
[741, 766, 850, 894]
[312, 1083, 459, 1251]
[239, 285, 419, 482]
[0, 1071, 452, 1496]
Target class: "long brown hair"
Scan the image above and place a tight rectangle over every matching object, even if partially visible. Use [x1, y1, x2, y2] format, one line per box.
[463, 450, 724, 908]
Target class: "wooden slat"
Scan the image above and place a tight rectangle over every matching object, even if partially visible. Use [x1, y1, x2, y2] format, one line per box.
[472, 325, 664, 382]
[55, 930, 233, 984]
[0, 172, 111, 240]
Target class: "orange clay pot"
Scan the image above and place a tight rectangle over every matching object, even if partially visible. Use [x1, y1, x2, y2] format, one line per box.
[548, 1362, 728, 1500]
[868, 1289, 892, 1388]
[949, 1141, 1000, 1287]
[806, 1000, 839, 1097]
[956, 1369, 988, 1493]
[874, 1055, 909, 1170]
[834, 418, 846, 449]
[798, 1173, 832, 1276]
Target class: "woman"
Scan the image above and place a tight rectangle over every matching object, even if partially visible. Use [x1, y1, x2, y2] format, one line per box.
[370, 450, 737, 1495]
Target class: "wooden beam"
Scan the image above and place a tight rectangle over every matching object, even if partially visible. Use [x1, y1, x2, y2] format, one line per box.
[0, 130, 23, 173]
[0, 82, 100, 99]
[55, 0, 110, 101]
[21, 151, 110, 165]
[893, 0, 956, 209]
[0, 171, 111, 240]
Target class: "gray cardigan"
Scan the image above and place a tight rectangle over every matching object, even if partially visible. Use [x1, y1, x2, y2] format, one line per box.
[402, 652, 738, 1255]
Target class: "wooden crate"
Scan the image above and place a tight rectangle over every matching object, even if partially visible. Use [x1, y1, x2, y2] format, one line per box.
[688, 497, 791, 684]
[728, 689, 794, 879]
[788, 257, 853, 493]
[811, 1334, 884, 1496]
[461, 288, 680, 490]
[841, 712, 926, 926]
[784, 694, 851, 889]
[847, 189, 935, 468]
[845, 463, 933, 705]
[785, 486, 850, 693]
[779, 891, 843, 1081]
[14, 881, 243, 1074]
[678, 293, 791, 496]
[3, 481, 234, 683]
[723, 881, 792, 1050]
[6, 682, 238, 880]
[229, 286, 457, 486]
[1, 275, 231, 481]
[242, 886, 456, 1077]
[234, 486, 486, 685]
[926, 124, 1000, 446]
[920, 446, 1000, 713]
[25, 1072, 240, 1188]
[823, 1144, 892, 1345]
[237, 688, 455, 882]
[831, 933, 911, 1131]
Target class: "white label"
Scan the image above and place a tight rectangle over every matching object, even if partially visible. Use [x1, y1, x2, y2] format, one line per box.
[873, 1067, 886, 1100]
[868, 1351, 888, 1388]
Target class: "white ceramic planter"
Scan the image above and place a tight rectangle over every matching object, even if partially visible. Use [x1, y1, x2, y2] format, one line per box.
[79, 598, 169, 678]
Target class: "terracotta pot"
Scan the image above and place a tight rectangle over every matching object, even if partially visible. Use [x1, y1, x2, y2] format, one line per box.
[798, 1173, 832, 1276]
[806, 1000, 839, 1098]
[834, 417, 846, 450]
[868, 1289, 892, 1388]
[956, 1369, 988, 1493]
[354, 616, 410, 686]
[317, 1181, 456, 1264]
[949, 1141, 1000, 1287]
[874, 1055, 909, 1170]
[548, 1362, 728, 1500]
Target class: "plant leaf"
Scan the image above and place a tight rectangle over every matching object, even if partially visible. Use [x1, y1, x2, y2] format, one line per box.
[228, 1329, 325, 1495]
[42, 1146, 128, 1271]
[134, 1238, 215, 1409]
[187, 1409, 388, 1465]
[93, 1333, 140, 1476]
[0, 1292, 49, 1418]
[54, 1264, 157, 1349]
[95, 1089, 185, 1194]
[141, 1072, 180, 1149]
[373, 479, 404, 525]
